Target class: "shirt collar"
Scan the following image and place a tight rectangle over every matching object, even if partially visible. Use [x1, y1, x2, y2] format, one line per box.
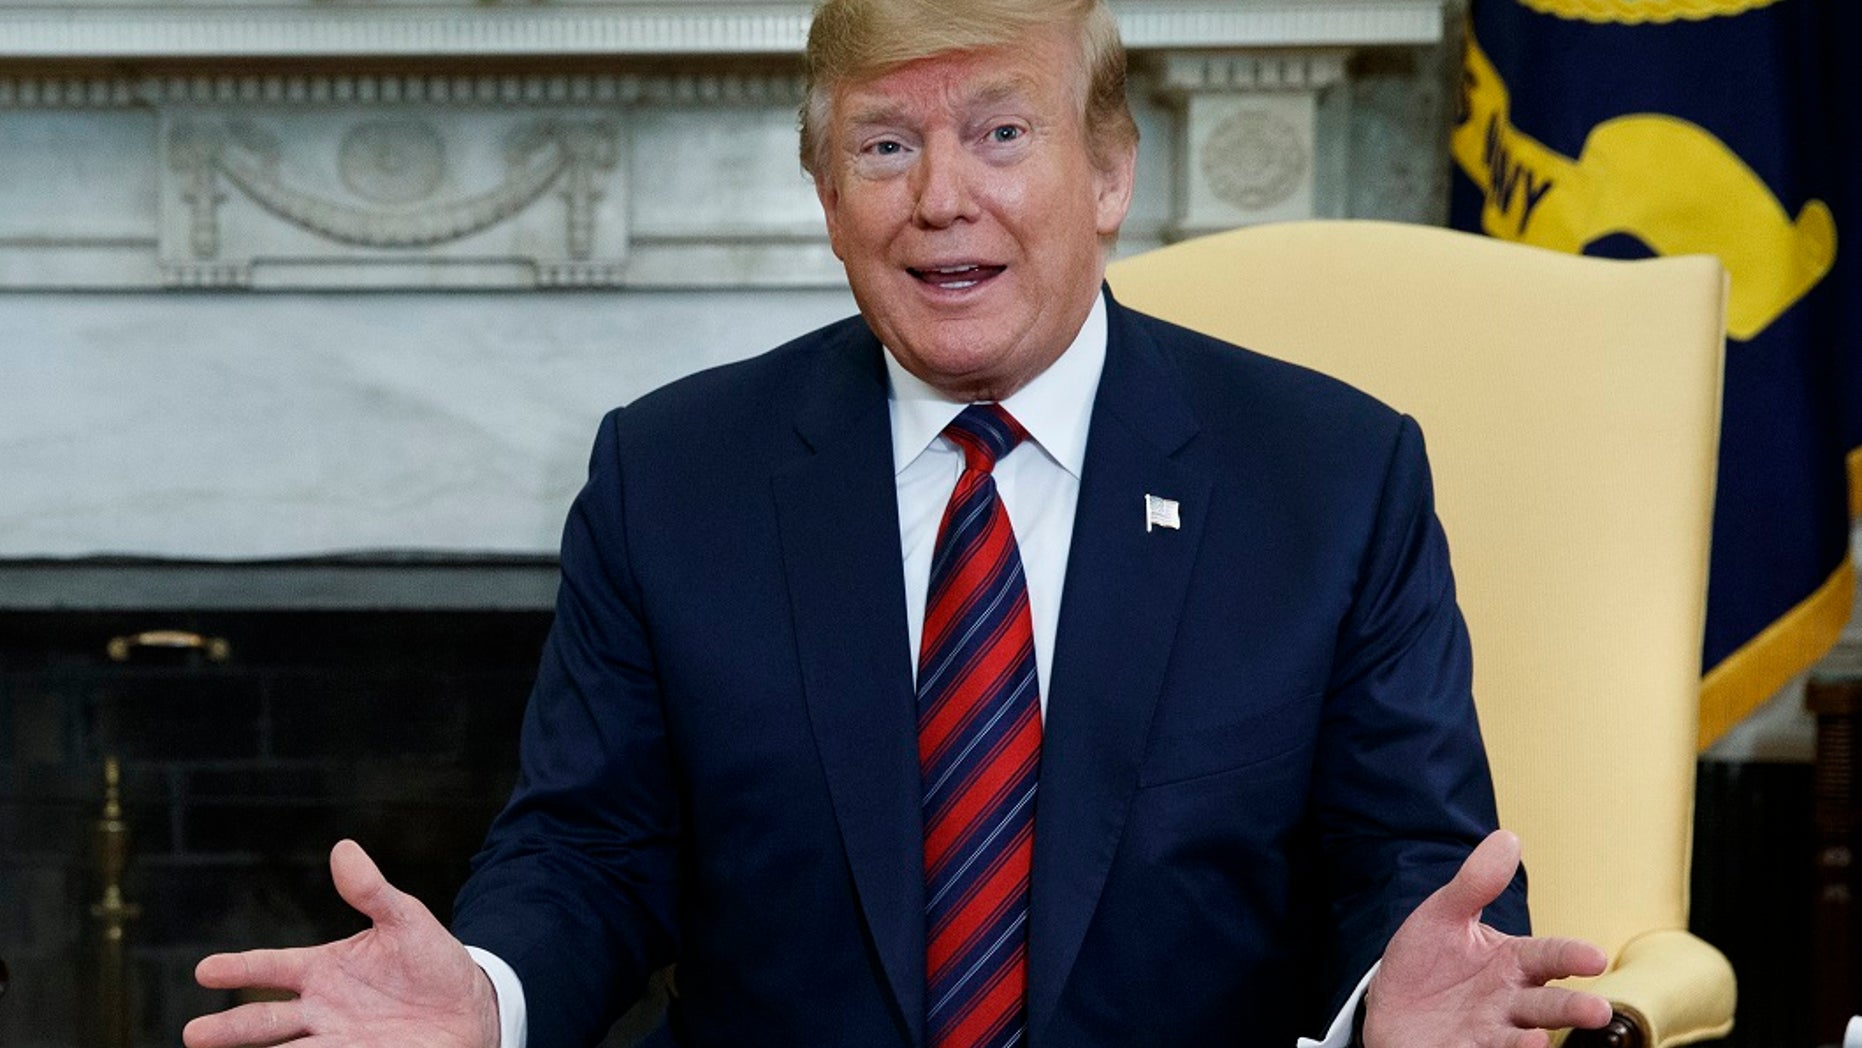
[885, 290, 1108, 477]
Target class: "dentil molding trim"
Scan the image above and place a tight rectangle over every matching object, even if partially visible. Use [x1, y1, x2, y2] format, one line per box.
[1154, 50, 1353, 94]
[0, 71, 807, 110]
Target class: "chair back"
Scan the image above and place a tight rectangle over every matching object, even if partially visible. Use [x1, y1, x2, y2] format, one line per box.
[1108, 220, 1726, 959]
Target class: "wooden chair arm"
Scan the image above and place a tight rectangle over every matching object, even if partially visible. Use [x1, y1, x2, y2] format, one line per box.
[1566, 1012, 1646, 1048]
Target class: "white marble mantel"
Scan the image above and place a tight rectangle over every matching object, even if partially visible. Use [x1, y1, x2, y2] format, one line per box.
[0, 0, 1456, 572]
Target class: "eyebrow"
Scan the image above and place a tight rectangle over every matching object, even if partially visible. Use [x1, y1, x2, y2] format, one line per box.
[843, 98, 911, 131]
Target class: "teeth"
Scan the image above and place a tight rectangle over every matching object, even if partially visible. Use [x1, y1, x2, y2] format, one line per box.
[909, 264, 994, 289]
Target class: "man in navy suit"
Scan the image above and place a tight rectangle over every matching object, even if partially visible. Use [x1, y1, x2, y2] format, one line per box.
[185, 1, 1615, 1045]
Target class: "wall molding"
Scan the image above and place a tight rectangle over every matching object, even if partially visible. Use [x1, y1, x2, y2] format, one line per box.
[0, 1, 1440, 60]
[0, 71, 808, 110]
[1118, 2, 1441, 48]
[1154, 50, 1353, 93]
[0, 5, 815, 60]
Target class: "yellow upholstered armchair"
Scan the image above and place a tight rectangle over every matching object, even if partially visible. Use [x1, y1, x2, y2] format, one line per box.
[1108, 220, 1736, 1048]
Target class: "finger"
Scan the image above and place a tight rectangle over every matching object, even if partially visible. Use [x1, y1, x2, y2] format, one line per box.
[181, 999, 307, 1048]
[1507, 986, 1615, 1031]
[329, 839, 416, 928]
[1425, 829, 1521, 923]
[1510, 935, 1610, 984]
[195, 947, 314, 992]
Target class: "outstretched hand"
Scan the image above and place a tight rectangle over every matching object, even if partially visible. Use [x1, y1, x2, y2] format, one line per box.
[183, 840, 500, 1048]
[1364, 830, 1614, 1048]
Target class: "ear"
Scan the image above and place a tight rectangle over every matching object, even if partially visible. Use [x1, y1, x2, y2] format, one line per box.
[1093, 140, 1137, 238]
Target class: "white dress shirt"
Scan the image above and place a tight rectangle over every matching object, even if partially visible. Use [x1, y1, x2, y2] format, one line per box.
[471, 290, 1370, 1048]
[888, 292, 1107, 703]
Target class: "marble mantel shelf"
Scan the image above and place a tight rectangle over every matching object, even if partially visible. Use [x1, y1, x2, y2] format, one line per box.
[0, 1, 1442, 60]
[0, 558, 564, 610]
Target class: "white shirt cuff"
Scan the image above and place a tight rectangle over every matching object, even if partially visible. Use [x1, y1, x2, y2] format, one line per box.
[464, 945, 528, 1048]
[1296, 962, 1379, 1048]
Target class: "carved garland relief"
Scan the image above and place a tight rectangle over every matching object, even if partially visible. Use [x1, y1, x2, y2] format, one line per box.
[162, 115, 623, 286]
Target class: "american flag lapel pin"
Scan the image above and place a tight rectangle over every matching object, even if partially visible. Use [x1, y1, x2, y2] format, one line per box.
[1144, 493, 1180, 533]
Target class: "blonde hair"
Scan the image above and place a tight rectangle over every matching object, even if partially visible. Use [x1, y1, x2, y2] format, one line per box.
[799, 0, 1138, 177]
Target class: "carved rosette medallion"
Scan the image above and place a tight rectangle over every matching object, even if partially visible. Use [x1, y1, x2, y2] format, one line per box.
[339, 120, 446, 204]
[1199, 109, 1308, 212]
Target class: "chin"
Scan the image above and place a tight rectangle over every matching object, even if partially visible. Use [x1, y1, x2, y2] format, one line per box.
[914, 340, 1015, 383]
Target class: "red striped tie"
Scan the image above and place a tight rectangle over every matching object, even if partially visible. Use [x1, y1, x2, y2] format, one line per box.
[919, 403, 1041, 1048]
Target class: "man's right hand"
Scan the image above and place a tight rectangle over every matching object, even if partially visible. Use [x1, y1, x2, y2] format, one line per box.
[183, 839, 501, 1048]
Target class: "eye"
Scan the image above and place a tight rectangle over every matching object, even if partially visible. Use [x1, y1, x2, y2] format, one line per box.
[867, 139, 904, 156]
[989, 125, 1024, 143]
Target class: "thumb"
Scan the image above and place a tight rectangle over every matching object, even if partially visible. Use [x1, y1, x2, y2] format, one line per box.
[330, 839, 417, 929]
[1425, 829, 1521, 924]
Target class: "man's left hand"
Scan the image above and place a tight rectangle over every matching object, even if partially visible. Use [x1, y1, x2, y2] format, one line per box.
[1363, 829, 1614, 1048]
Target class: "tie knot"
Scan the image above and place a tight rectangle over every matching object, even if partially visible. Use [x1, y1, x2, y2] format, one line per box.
[944, 404, 1027, 474]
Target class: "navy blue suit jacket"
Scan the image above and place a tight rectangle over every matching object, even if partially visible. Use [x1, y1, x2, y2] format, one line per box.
[452, 293, 1523, 1047]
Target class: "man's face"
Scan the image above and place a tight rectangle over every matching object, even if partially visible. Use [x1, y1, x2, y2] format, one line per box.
[814, 28, 1136, 402]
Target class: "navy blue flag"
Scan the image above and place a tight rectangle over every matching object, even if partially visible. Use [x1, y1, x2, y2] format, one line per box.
[1449, 0, 1860, 747]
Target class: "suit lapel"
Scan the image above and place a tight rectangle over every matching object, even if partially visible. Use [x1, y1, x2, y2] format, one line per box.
[770, 326, 926, 1048]
[1027, 298, 1212, 1045]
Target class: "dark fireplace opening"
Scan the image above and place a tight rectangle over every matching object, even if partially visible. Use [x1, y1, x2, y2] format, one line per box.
[0, 607, 553, 1047]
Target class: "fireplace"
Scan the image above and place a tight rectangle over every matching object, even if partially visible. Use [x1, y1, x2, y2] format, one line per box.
[0, 594, 551, 1044]
[0, 553, 699, 1046]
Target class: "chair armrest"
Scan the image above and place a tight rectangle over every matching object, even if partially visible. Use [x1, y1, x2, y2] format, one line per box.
[1561, 929, 1736, 1048]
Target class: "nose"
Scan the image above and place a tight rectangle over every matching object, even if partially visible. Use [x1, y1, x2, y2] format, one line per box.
[911, 131, 978, 229]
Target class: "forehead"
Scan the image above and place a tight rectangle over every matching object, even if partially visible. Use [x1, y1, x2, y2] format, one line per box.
[832, 33, 1081, 127]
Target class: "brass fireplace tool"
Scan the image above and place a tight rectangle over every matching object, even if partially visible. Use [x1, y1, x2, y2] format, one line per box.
[91, 757, 139, 1048]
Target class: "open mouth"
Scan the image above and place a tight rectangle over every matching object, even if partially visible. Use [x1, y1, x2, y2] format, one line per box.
[908, 264, 1006, 291]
